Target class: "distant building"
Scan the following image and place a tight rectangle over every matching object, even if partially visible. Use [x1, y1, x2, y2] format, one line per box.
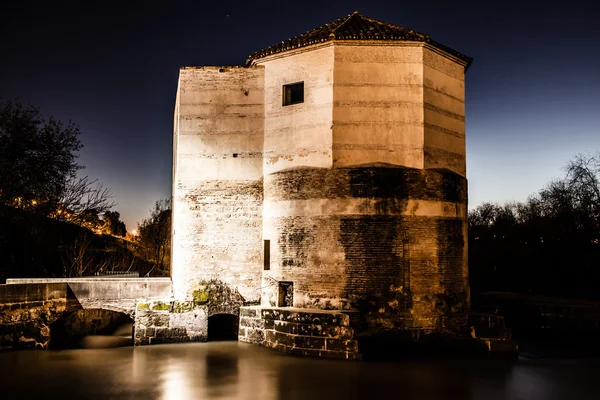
[171, 12, 478, 358]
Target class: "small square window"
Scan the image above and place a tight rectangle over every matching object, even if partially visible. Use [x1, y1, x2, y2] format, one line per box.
[283, 82, 304, 106]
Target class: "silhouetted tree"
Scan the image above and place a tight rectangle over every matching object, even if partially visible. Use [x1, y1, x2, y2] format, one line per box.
[0, 99, 82, 214]
[0, 100, 115, 225]
[136, 199, 171, 276]
[103, 211, 126, 237]
[469, 152, 600, 300]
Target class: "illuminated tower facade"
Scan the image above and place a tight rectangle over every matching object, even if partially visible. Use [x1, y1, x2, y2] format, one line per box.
[172, 11, 472, 335]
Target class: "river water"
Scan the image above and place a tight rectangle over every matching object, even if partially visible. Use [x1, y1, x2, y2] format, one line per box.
[0, 341, 597, 400]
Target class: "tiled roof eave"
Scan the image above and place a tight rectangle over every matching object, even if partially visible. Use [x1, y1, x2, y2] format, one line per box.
[245, 12, 472, 69]
[246, 38, 472, 68]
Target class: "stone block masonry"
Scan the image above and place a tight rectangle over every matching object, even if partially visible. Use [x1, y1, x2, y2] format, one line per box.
[239, 306, 362, 360]
[0, 279, 173, 350]
[0, 285, 68, 350]
[134, 300, 207, 345]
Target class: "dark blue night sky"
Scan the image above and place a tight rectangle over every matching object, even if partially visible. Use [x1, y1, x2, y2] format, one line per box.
[2, 0, 599, 229]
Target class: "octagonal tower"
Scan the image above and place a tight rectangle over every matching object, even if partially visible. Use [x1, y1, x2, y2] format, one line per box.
[172, 11, 473, 340]
[248, 12, 471, 331]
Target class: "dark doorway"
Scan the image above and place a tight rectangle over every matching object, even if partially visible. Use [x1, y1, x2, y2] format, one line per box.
[207, 314, 239, 341]
[49, 309, 133, 349]
[278, 281, 294, 307]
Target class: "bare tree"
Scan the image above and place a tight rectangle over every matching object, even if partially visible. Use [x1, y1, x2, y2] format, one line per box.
[53, 176, 116, 225]
[61, 233, 97, 277]
[565, 152, 600, 223]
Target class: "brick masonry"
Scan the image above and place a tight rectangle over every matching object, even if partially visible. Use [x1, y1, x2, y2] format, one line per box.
[262, 166, 468, 331]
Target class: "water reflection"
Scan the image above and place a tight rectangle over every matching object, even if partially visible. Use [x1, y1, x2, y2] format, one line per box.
[162, 362, 194, 400]
[0, 342, 598, 400]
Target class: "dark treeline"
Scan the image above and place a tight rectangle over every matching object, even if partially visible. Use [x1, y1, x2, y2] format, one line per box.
[469, 152, 600, 300]
[0, 204, 154, 281]
[0, 100, 170, 280]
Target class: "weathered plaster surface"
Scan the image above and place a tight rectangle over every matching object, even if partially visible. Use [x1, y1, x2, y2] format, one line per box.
[332, 43, 424, 168]
[172, 66, 265, 302]
[255, 45, 334, 174]
[423, 47, 466, 176]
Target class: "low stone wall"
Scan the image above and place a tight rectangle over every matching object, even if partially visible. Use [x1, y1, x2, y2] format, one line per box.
[134, 300, 207, 345]
[0, 283, 68, 303]
[6, 278, 172, 304]
[239, 306, 361, 360]
[0, 283, 70, 350]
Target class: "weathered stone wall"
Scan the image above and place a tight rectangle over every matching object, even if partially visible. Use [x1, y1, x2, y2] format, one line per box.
[6, 278, 173, 316]
[134, 300, 207, 345]
[1, 279, 172, 350]
[135, 280, 245, 345]
[170, 39, 469, 343]
[422, 47, 466, 176]
[239, 306, 361, 360]
[255, 44, 334, 174]
[331, 43, 466, 176]
[332, 43, 424, 168]
[59, 309, 131, 336]
[253, 42, 469, 333]
[0, 283, 68, 350]
[262, 166, 468, 330]
[172, 66, 265, 302]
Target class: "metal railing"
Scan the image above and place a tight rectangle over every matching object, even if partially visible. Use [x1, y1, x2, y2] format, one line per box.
[94, 271, 139, 278]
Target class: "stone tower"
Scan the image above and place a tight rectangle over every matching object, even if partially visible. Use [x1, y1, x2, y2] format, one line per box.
[172, 12, 474, 355]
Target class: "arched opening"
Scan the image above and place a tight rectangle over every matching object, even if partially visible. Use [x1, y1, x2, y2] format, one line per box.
[207, 314, 239, 341]
[50, 309, 133, 349]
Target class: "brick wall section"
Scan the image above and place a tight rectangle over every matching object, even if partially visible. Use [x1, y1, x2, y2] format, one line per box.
[172, 66, 265, 302]
[262, 166, 468, 331]
[265, 166, 466, 202]
[239, 306, 361, 360]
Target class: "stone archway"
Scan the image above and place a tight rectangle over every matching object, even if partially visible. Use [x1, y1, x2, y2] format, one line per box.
[207, 313, 239, 341]
[49, 308, 134, 349]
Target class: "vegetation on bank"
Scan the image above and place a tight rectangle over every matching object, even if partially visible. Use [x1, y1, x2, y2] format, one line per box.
[469, 152, 600, 300]
[0, 100, 170, 281]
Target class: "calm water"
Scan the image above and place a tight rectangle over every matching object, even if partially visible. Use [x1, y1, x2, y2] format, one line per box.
[0, 341, 597, 400]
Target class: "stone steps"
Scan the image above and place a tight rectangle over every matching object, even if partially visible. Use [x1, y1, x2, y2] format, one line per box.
[239, 306, 361, 360]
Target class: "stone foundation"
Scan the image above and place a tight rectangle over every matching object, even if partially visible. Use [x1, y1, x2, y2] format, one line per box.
[134, 300, 207, 345]
[239, 306, 362, 360]
[0, 283, 69, 350]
